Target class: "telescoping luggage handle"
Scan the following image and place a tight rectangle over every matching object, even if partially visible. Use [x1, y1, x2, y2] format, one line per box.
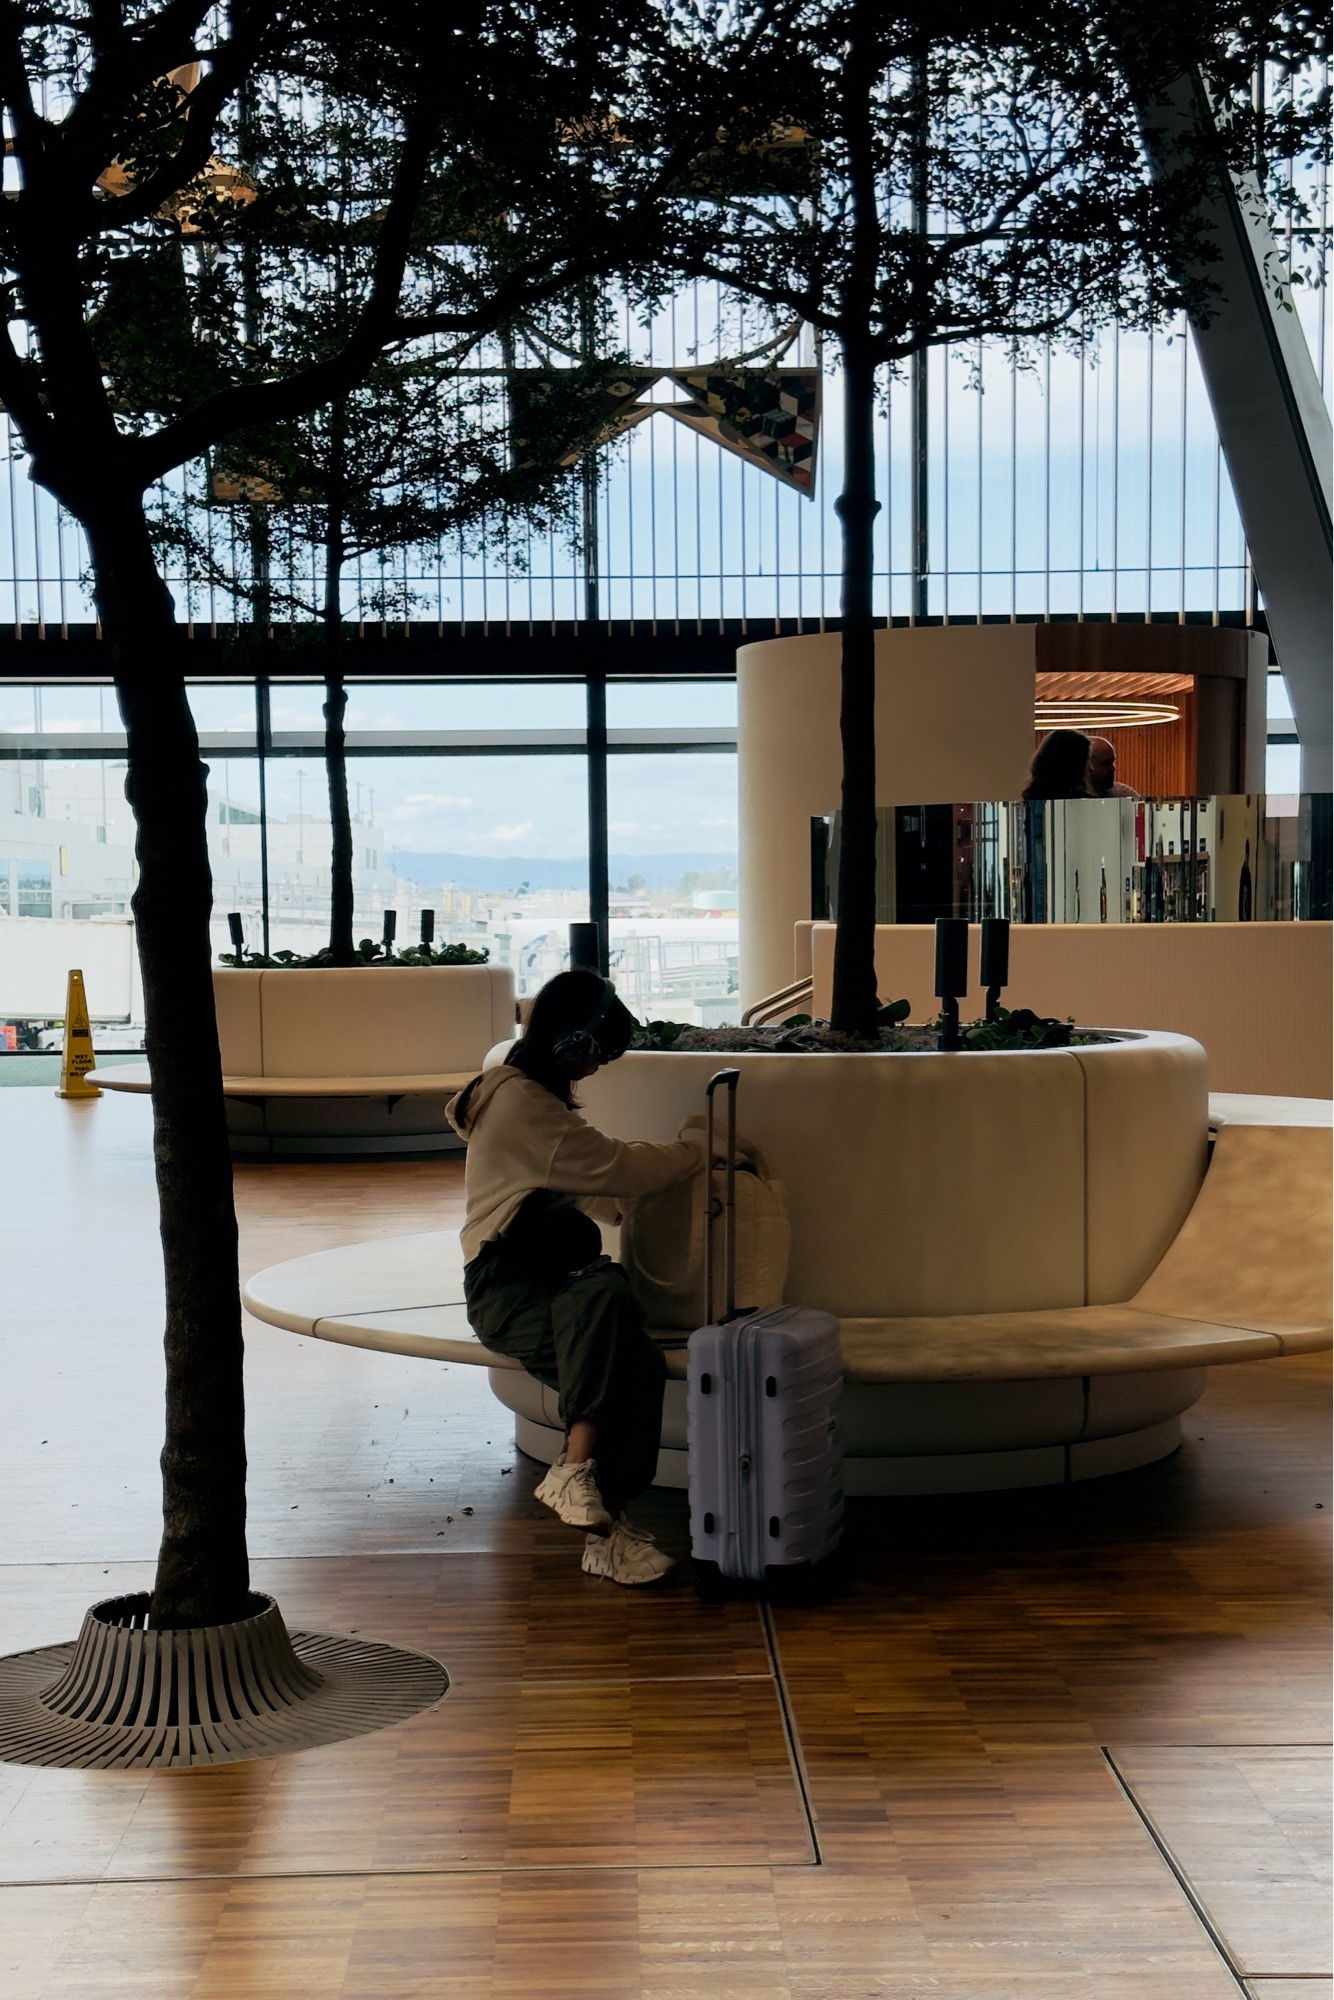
[703, 1067, 741, 1325]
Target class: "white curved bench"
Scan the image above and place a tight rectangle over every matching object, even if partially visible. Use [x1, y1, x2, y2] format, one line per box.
[242, 1102, 1331, 1496]
[93, 965, 515, 1154]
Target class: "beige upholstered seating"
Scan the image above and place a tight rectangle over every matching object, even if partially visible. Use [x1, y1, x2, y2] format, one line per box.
[241, 1100, 1331, 1495]
[830, 1123, 1331, 1380]
[797, 920, 1334, 1099]
[579, 1034, 1210, 1314]
[94, 965, 516, 1153]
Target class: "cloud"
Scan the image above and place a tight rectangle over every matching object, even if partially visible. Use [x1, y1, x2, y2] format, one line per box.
[487, 821, 536, 844]
[608, 814, 737, 840]
[385, 794, 474, 821]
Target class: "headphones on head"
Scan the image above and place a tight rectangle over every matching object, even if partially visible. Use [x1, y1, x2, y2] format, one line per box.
[550, 978, 619, 1073]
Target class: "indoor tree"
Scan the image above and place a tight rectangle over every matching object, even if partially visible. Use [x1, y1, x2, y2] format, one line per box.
[641, 0, 1328, 1034]
[140, 96, 630, 965]
[0, 0, 662, 1632]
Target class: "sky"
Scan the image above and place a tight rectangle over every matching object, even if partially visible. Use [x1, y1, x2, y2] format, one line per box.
[259, 750, 737, 860]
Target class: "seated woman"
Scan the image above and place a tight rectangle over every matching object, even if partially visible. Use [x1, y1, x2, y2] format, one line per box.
[448, 969, 700, 1586]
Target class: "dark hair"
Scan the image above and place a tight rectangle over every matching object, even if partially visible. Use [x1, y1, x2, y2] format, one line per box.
[1022, 728, 1093, 801]
[506, 969, 636, 1106]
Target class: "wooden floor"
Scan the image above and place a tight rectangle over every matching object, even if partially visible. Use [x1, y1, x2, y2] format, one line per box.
[1, 1086, 1329, 2000]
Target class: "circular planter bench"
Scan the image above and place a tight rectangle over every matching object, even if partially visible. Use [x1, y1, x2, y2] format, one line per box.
[242, 1107, 1330, 1493]
[92, 964, 516, 1155]
[241, 1043, 1330, 1494]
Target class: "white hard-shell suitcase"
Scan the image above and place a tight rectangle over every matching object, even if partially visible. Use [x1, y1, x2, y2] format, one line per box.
[687, 1069, 844, 1581]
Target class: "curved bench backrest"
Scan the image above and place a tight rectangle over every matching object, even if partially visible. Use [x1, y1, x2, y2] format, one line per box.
[214, 966, 516, 1079]
[582, 1035, 1207, 1318]
[1133, 1123, 1333, 1334]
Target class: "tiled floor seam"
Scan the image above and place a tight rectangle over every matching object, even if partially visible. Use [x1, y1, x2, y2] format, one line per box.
[1102, 1745, 1253, 1999]
[0, 1859, 827, 1889]
[760, 1599, 823, 1868]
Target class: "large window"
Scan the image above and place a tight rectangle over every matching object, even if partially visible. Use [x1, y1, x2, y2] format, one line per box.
[606, 745, 738, 1023]
[259, 749, 591, 990]
[0, 677, 738, 1025]
[0, 667, 1312, 1032]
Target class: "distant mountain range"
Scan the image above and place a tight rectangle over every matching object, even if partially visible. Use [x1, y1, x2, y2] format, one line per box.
[388, 850, 737, 893]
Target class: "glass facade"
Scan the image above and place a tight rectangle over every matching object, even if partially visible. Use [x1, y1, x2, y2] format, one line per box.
[0, 653, 1311, 1034]
[0, 152, 1326, 1032]
[0, 240, 1328, 632]
[0, 680, 739, 1029]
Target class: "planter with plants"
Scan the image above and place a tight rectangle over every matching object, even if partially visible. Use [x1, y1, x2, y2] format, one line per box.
[628, 1007, 1090, 1057]
[504, 1009, 1213, 1499]
[219, 938, 492, 970]
[581, 1023, 1208, 1323]
[203, 937, 515, 1155]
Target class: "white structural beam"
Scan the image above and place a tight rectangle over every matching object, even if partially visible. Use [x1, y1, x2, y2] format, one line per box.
[1134, 70, 1332, 790]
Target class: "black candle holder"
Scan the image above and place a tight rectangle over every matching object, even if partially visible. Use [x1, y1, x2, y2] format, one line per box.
[227, 912, 245, 955]
[382, 909, 397, 949]
[934, 918, 968, 1052]
[419, 909, 435, 947]
[980, 916, 1010, 1023]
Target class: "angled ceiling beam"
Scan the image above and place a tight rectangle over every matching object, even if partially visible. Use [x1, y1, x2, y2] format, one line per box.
[1132, 67, 1332, 789]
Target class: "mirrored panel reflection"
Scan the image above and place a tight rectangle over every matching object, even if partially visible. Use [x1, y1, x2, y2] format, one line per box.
[819, 797, 1332, 925]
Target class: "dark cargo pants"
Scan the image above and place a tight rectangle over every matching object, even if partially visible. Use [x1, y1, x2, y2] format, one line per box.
[463, 1243, 667, 1514]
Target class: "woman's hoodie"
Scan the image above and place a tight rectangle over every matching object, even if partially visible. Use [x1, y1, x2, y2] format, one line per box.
[447, 1065, 700, 1265]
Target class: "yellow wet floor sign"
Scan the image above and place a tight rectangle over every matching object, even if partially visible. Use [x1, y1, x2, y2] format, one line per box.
[57, 968, 101, 1098]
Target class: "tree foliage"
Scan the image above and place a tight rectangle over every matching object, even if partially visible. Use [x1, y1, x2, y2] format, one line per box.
[620, 0, 1328, 1030]
[0, 0, 673, 1627]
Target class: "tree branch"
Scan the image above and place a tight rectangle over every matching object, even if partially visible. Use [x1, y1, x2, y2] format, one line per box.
[57, 0, 216, 173]
[0, 15, 52, 179]
[130, 96, 440, 485]
[63, 4, 277, 234]
[0, 314, 58, 453]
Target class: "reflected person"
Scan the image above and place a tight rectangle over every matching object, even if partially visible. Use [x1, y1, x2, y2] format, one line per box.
[1022, 728, 1094, 800]
[1088, 735, 1138, 799]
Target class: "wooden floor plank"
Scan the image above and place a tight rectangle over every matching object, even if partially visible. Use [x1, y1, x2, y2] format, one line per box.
[0, 1638, 808, 1883]
[1111, 1745, 1333, 1977]
[0, 1551, 770, 1698]
[1, 1864, 1254, 2000]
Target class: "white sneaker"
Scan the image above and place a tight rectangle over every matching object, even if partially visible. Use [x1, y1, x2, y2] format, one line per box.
[581, 1518, 676, 1586]
[534, 1455, 613, 1532]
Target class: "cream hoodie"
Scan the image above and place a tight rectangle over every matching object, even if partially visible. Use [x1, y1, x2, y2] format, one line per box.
[447, 1064, 701, 1266]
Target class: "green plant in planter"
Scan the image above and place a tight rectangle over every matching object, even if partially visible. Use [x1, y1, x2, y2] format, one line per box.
[220, 940, 489, 969]
[960, 1007, 1075, 1052]
[632, 1018, 690, 1050]
[628, 995, 921, 1054]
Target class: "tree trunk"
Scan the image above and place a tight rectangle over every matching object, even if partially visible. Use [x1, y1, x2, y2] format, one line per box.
[830, 1, 883, 1038]
[323, 407, 356, 964]
[323, 668, 354, 962]
[88, 502, 251, 1630]
[831, 338, 880, 1036]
